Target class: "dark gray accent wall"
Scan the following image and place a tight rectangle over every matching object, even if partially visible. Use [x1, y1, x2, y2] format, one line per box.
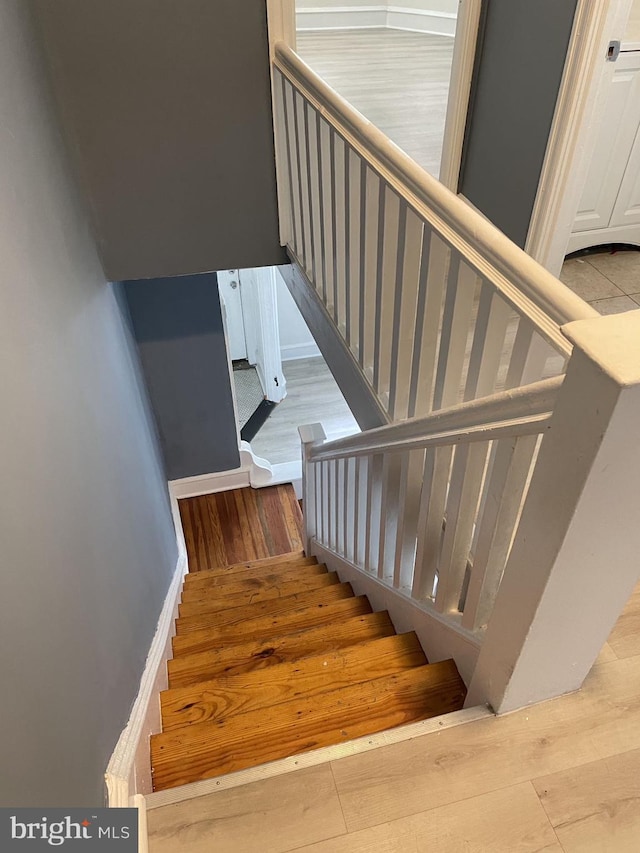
[279, 263, 390, 430]
[459, 0, 578, 247]
[0, 2, 177, 806]
[124, 274, 240, 480]
[31, 0, 286, 281]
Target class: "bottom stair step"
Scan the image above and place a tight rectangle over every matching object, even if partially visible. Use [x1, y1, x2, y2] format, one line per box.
[160, 632, 427, 731]
[151, 659, 467, 791]
[167, 611, 397, 688]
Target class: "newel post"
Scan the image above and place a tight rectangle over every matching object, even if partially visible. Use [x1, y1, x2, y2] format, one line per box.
[298, 423, 326, 554]
[468, 310, 640, 713]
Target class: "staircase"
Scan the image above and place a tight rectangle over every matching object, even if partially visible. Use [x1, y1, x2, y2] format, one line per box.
[150, 485, 466, 792]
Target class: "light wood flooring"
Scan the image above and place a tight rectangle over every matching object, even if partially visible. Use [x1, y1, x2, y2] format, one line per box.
[148, 580, 640, 851]
[250, 357, 359, 465]
[178, 484, 304, 572]
[296, 29, 454, 177]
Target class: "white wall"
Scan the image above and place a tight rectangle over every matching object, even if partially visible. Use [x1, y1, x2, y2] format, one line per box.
[276, 275, 321, 361]
[296, 0, 458, 35]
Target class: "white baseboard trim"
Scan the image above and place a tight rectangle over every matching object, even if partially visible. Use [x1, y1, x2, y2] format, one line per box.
[387, 6, 456, 36]
[105, 528, 187, 805]
[297, 5, 387, 30]
[311, 541, 481, 685]
[280, 341, 322, 361]
[168, 443, 274, 499]
[567, 224, 640, 254]
[297, 5, 456, 35]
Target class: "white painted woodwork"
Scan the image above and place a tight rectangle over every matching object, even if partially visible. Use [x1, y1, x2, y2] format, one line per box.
[277, 39, 640, 717]
[569, 50, 640, 243]
[272, 44, 597, 423]
[526, 0, 636, 274]
[468, 310, 640, 712]
[238, 267, 287, 403]
[217, 270, 247, 361]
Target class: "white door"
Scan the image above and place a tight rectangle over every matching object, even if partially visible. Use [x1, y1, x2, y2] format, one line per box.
[610, 119, 640, 228]
[572, 51, 640, 234]
[218, 269, 247, 361]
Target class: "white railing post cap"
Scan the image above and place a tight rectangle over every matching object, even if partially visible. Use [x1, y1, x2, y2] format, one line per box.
[298, 423, 327, 445]
[562, 309, 640, 387]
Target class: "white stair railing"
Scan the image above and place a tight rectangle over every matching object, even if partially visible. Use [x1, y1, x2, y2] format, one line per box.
[272, 43, 596, 422]
[274, 43, 640, 713]
[300, 377, 560, 636]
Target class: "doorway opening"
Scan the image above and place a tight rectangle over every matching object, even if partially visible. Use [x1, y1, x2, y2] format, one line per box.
[293, 0, 467, 180]
[219, 266, 359, 469]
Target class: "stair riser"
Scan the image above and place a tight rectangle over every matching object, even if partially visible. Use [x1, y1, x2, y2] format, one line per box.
[171, 597, 372, 657]
[167, 612, 396, 688]
[161, 634, 427, 731]
[178, 573, 339, 617]
[175, 583, 354, 634]
[151, 663, 467, 790]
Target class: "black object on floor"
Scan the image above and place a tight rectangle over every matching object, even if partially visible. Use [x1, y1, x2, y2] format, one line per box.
[240, 399, 277, 443]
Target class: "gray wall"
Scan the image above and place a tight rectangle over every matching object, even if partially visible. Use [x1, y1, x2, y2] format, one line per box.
[459, 0, 578, 247]
[0, 2, 177, 807]
[32, 0, 286, 281]
[124, 275, 241, 480]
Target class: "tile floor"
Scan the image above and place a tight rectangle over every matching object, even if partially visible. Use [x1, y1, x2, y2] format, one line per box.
[560, 248, 640, 314]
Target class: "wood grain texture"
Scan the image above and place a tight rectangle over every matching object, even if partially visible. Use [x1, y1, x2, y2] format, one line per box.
[151, 661, 466, 790]
[180, 564, 328, 601]
[183, 557, 319, 588]
[179, 485, 305, 572]
[533, 748, 640, 853]
[175, 583, 354, 634]
[161, 633, 427, 731]
[167, 612, 396, 689]
[292, 783, 561, 853]
[146, 764, 347, 853]
[607, 581, 640, 659]
[179, 573, 340, 616]
[171, 596, 373, 657]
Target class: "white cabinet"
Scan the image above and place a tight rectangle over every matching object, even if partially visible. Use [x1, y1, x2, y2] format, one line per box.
[568, 50, 640, 252]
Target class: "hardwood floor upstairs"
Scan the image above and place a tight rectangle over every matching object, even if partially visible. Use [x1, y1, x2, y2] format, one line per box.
[151, 485, 466, 793]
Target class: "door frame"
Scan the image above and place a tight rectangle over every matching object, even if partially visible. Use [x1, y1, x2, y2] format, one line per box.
[439, 0, 483, 191]
[525, 0, 635, 275]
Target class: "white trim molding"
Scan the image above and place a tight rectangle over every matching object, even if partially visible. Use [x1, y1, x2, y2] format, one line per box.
[387, 6, 456, 37]
[280, 340, 322, 361]
[439, 0, 482, 188]
[296, 5, 387, 30]
[168, 443, 274, 500]
[105, 503, 187, 805]
[525, 0, 635, 275]
[297, 5, 456, 35]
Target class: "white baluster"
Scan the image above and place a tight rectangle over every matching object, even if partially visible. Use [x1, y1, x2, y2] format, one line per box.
[388, 209, 424, 420]
[373, 186, 400, 403]
[346, 148, 362, 357]
[462, 433, 539, 631]
[294, 92, 313, 277]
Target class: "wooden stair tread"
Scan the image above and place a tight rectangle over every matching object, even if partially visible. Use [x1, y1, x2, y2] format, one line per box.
[167, 611, 397, 688]
[185, 553, 316, 584]
[179, 572, 340, 617]
[172, 595, 372, 657]
[161, 632, 427, 731]
[176, 582, 354, 634]
[151, 660, 467, 790]
[180, 564, 329, 602]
